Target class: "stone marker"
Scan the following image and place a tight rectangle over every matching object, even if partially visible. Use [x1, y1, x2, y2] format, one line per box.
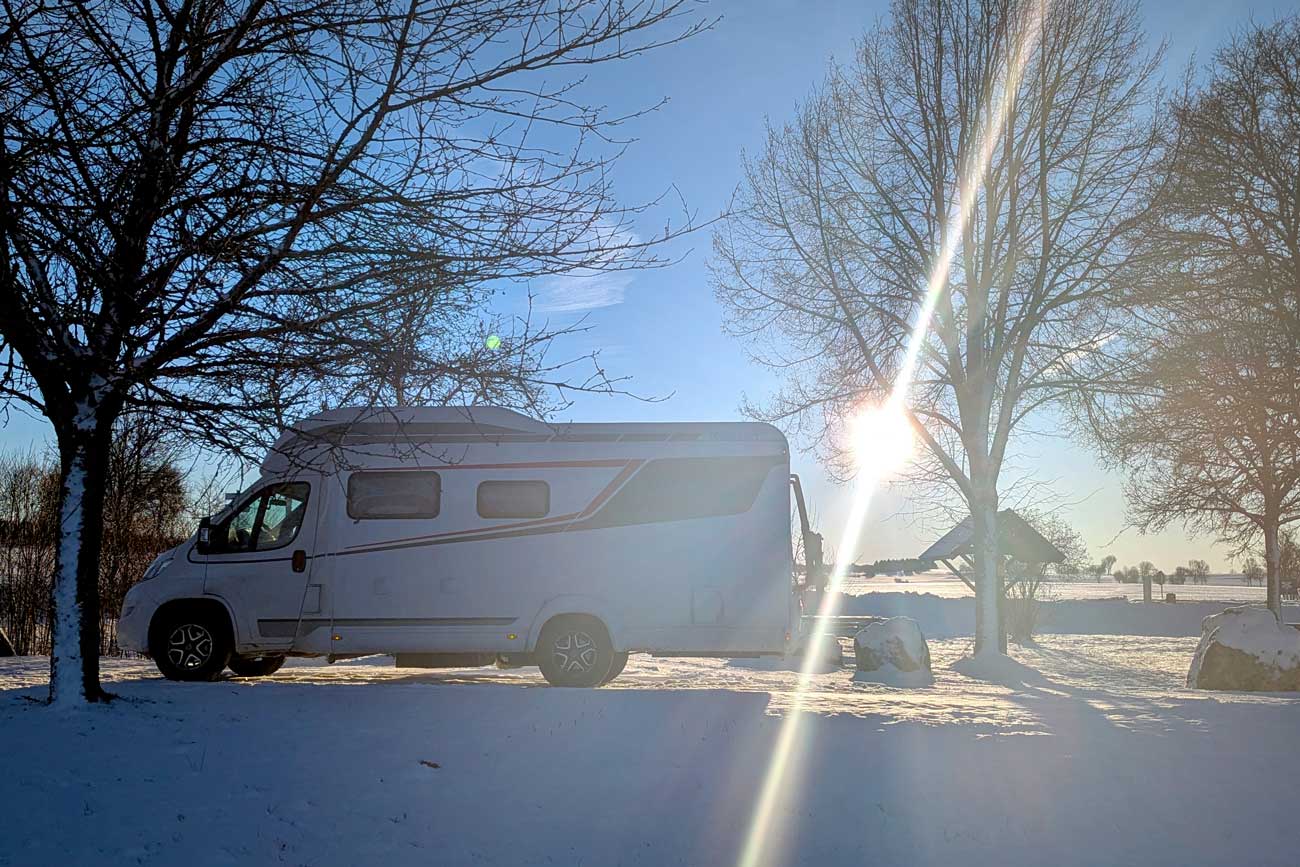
[853, 617, 931, 675]
[1188, 606, 1300, 691]
[796, 632, 844, 667]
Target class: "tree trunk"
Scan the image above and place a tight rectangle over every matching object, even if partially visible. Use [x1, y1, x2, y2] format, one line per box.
[971, 496, 1003, 657]
[48, 420, 115, 706]
[1264, 521, 1281, 615]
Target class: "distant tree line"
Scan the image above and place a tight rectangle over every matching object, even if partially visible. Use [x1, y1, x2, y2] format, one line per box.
[1101, 556, 1295, 590]
[0, 416, 194, 655]
[849, 559, 934, 577]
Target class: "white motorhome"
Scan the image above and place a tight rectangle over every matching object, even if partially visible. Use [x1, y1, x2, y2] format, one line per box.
[118, 407, 812, 687]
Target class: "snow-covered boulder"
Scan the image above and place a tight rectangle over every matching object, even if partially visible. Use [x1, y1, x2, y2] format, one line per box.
[1188, 606, 1300, 691]
[853, 617, 930, 680]
[794, 632, 844, 668]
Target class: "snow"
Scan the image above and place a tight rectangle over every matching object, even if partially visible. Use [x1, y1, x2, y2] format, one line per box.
[950, 651, 1050, 686]
[835, 590, 1300, 637]
[1197, 607, 1300, 663]
[6, 636, 1300, 866]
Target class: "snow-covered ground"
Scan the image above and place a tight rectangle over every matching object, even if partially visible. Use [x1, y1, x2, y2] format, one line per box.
[843, 570, 1271, 603]
[5, 635, 1300, 866]
[836, 590, 1300, 637]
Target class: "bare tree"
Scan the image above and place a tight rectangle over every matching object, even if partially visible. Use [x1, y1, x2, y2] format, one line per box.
[1188, 559, 1210, 585]
[1003, 509, 1086, 641]
[0, 0, 708, 704]
[1092, 19, 1300, 613]
[1243, 556, 1265, 587]
[711, 0, 1161, 654]
[1107, 322, 1300, 611]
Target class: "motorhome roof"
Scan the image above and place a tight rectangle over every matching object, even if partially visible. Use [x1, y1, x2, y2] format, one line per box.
[262, 407, 787, 474]
[282, 406, 551, 440]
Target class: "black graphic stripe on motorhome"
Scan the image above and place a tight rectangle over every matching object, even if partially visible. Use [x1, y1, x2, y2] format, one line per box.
[339, 459, 644, 554]
[258, 617, 518, 638]
[332, 454, 784, 557]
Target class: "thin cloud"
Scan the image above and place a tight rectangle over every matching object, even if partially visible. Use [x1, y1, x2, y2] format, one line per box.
[534, 224, 641, 312]
[534, 270, 635, 312]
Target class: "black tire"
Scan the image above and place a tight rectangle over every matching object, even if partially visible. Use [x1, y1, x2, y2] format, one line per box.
[536, 616, 614, 688]
[601, 651, 629, 685]
[150, 606, 232, 682]
[228, 655, 286, 678]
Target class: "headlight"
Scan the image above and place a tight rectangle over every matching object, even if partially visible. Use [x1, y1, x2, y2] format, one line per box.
[142, 553, 174, 581]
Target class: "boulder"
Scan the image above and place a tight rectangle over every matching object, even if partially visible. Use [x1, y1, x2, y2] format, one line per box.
[1188, 606, 1300, 691]
[795, 632, 844, 668]
[854, 617, 930, 675]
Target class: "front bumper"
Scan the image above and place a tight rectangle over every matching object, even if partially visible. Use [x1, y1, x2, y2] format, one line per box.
[117, 589, 154, 653]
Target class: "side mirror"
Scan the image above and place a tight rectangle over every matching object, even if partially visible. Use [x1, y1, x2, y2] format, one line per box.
[196, 516, 212, 555]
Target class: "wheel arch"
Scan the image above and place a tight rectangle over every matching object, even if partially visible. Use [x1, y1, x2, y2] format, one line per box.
[526, 596, 624, 652]
[147, 596, 237, 653]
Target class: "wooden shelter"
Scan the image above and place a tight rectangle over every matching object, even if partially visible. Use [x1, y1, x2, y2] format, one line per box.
[918, 509, 1064, 593]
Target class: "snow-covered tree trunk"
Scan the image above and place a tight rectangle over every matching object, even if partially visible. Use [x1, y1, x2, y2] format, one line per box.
[971, 495, 1002, 657]
[48, 410, 115, 707]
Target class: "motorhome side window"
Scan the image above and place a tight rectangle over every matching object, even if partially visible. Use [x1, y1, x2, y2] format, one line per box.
[477, 480, 550, 519]
[214, 482, 310, 554]
[348, 471, 441, 519]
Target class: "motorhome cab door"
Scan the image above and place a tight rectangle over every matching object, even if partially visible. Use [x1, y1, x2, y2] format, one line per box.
[200, 478, 320, 652]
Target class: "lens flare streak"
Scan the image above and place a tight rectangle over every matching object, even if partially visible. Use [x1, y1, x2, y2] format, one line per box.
[736, 3, 1048, 865]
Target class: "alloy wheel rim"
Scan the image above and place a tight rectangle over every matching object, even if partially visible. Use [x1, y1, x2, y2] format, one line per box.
[167, 623, 214, 669]
[552, 630, 598, 673]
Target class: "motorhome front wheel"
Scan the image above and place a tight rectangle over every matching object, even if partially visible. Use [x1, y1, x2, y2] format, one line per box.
[149, 605, 232, 682]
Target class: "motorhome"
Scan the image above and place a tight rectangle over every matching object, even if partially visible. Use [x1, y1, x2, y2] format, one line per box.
[118, 407, 812, 687]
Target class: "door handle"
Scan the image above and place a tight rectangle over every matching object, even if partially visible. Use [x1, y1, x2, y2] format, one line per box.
[292, 549, 307, 573]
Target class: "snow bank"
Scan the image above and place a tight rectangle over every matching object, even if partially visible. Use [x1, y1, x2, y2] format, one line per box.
[836, 591, 1297, 638]
[1188, 606, 1300, 691]
[853, 617, 932, 686]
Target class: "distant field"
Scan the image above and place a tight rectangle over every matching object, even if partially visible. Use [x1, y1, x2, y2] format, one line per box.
[842, 570, 1267, 603]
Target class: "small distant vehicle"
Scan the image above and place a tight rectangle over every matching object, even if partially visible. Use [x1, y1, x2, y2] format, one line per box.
[119, 407, 807, 687]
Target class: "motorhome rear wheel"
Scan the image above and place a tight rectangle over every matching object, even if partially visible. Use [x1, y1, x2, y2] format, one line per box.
[228, 655, 286, 678]
[536, 616, 614, 688]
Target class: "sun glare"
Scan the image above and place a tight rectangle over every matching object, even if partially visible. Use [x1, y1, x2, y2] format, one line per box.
[853, 403, 915, 480]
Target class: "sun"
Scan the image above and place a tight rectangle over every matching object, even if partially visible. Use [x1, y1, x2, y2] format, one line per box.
[852, 403, 915, 479]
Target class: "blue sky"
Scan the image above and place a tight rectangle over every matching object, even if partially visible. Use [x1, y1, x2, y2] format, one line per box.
[3, 0, 1293, 571]
[516, 0, 1296, 572]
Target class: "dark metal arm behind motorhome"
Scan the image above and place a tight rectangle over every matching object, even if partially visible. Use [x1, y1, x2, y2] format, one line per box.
[790, 474, 826, 591]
